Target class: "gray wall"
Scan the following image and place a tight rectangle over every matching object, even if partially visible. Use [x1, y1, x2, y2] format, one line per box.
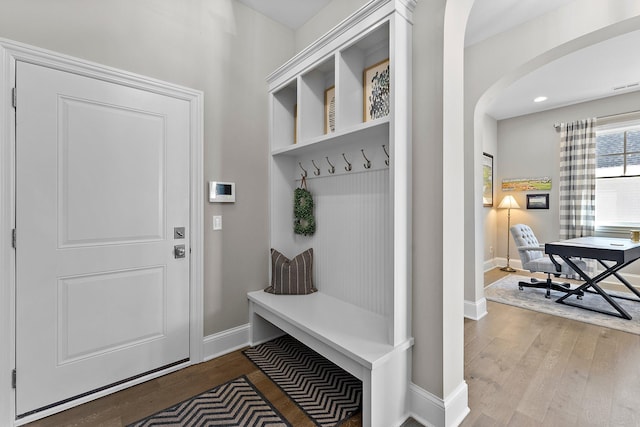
[495, 90, 640, 277]
[0, 0, 295, 336]
[1, 0, 459, 403]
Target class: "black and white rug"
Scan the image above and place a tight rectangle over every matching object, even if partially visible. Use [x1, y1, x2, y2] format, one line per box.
[128, 375, 290, 427]
[486, 274, 640, 335]
[243, 335, 361, 427]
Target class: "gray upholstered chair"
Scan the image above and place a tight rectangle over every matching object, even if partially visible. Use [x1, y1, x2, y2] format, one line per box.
[509, 224, 585, 298]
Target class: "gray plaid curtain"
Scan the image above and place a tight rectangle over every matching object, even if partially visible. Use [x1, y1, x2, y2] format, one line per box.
[559, 118, 597, 239]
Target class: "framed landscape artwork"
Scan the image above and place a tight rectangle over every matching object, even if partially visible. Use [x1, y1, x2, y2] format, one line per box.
[363, 59, 390, 122]
[482, 152, 493, 207]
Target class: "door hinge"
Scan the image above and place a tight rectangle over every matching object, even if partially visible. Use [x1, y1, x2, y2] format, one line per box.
[12, 87, 16, 109]
[11, 369, 16, 389]
[11, 229, 16, 249]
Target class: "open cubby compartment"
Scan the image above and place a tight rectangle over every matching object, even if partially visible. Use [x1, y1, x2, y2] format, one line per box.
[271, 79, 298, 150]
[299, 56, 335, 142]
[338, 20, 390, 129]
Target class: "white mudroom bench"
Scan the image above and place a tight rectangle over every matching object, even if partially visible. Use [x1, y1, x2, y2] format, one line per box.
[248, 290, 413, 427]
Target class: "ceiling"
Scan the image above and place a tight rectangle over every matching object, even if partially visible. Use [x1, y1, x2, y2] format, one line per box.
[238, 0, 640, 121]
[236, 0, 332, 29]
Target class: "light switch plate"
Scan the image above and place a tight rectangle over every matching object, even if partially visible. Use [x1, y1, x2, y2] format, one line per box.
[213, 215, 222, 230]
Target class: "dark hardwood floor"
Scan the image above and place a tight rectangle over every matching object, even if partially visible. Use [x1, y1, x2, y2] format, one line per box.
[25, 269, 640, 426]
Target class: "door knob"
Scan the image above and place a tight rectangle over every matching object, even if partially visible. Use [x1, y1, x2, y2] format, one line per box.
[174, 244, 186, 259]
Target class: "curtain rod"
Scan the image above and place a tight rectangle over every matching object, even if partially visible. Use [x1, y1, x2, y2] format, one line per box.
[554, 108, 640, 130]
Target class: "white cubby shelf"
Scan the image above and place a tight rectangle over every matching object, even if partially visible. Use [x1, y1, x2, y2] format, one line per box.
[249, 1, 415, 426]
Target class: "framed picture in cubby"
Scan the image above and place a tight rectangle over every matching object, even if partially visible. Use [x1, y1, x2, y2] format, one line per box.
[293, 104, 297, 144]
[324, 86, 335, 134]
[363, 59, 390, 122]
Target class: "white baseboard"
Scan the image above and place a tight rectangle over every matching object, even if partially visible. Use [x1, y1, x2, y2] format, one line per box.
[464, 297, 487, 320]
[408, 381, 469, 427]
[483, 258, 496, 272]
[203, 324, 250, 361]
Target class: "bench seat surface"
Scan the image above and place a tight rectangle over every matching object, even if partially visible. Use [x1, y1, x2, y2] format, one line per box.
[248, 290, 396, 369]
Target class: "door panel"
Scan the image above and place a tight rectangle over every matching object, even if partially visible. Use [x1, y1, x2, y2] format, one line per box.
[59, 97, 165, 246]
[57, 267, 166, 364]
[15, 61, 190, 416]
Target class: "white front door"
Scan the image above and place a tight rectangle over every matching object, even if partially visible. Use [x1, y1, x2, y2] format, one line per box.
[15, 61, 191, 416]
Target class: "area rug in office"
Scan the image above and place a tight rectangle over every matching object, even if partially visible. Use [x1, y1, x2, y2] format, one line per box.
[243, 335, 362, 427]
[128, 375, 290, 427]
[486, 274, 640, 335]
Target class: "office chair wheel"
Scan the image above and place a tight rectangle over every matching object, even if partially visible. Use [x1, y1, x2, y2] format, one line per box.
[519, 285, 523, 291]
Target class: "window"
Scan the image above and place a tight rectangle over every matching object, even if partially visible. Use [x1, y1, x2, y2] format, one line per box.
[595, 121, 640, 229]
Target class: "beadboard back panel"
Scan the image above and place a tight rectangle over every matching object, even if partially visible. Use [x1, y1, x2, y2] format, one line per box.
[295, 169, 391, 316]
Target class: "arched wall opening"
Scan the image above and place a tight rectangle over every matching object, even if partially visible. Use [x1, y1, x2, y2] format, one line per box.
[464, 7, 640, 319]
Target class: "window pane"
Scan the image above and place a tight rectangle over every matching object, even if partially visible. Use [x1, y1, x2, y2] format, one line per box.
[596, 154, 623, 177]
[627, 152, 640, 176]
[596, 132, 624, 155]
[596, 176, 640, 225]
[628, 130, 640, 152]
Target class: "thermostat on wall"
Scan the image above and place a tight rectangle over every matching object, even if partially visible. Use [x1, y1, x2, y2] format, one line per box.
[209, 181, 235, 203]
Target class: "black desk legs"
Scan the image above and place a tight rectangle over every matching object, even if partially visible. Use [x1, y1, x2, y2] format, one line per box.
[597, 260, 640, 302]
[554, 256, 632, 320]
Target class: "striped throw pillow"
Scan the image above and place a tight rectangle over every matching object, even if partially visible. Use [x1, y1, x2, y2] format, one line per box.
[265, 248, 316, 295]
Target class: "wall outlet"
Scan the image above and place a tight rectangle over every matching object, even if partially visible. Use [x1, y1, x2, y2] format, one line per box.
[213, 215, 222, 231]
[489, 245, 494, 255]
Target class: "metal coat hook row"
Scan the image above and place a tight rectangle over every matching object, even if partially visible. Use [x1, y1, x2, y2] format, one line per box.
[311, 160, 321, 176]
[342, 153, 352, 171]
[361, 149, 371, 169]
[299, 162, 307, 178]
[382, 144, 389, 166]
[326, 157, 335, 174]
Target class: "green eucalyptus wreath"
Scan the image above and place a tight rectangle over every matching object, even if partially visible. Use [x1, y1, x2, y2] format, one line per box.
[294, 187, 316, 236]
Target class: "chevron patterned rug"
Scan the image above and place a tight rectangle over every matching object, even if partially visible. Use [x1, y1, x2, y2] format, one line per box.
[243, 335, 362, 427]
[128, 375, 290, 427]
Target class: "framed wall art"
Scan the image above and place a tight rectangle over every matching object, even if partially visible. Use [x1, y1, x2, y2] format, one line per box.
[324, 86, 335, 134]
[502, 176, 551, 192]
[363, 59, 390, 122]
[482, 152, 493, 207]
[526, 193, 549, 209]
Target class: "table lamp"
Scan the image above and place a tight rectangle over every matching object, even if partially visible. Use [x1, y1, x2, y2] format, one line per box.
[498, 195, 520, 272]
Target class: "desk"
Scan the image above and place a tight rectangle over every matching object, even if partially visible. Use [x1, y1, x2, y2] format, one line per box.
[545, 237, 640, 319]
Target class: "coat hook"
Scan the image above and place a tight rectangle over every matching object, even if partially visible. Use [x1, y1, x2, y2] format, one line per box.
[311, 159, 321, 176]
[299, 162, 307, 178]
[342, 153, 352, 172]
[361, 149, 371, 169]
[326, 156, 335, 174]
[382, 144, 389, 166]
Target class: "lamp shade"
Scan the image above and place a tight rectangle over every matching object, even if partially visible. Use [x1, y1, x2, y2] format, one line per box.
[497, 195, 520, 209]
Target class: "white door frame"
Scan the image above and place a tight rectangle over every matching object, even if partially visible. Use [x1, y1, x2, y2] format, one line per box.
[0, 39, 204, 426]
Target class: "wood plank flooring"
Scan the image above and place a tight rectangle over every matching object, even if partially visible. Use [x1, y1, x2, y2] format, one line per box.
[25, 268, 640, 426]
[462, 269, 640, 426]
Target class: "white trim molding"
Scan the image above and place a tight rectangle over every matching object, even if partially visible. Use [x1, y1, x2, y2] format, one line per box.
[0, 38, 204, 426]
[203, 325, 251, 361]
[408, 381, 470, 427]
[464, 298, 487, 320]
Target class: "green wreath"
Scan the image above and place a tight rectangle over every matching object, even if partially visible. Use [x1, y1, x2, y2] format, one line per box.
[294, 187, 316, 236]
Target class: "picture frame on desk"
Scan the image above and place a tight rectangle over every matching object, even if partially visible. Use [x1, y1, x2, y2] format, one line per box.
[526, 193, 549, 209]
[324, 86, 335, 134]
[363, 59, 390, 122]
